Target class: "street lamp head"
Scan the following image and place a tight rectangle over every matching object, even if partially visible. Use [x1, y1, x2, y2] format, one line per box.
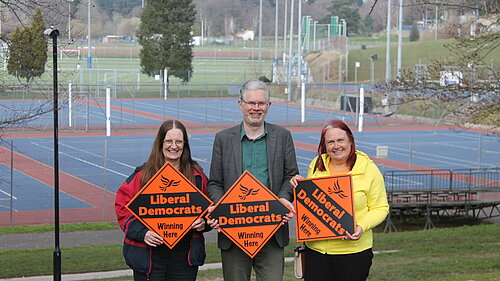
[44, 27, 60, 38]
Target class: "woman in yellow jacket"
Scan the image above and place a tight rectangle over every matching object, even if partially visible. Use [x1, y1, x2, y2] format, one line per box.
[290, 120, 389, 281]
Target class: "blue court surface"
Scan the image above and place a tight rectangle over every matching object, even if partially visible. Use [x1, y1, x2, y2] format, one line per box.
[1, 127, 498, 213]
[4, 98, 400, 129]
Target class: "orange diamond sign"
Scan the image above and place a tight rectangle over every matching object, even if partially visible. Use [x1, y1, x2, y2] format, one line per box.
[126, 162, 213, 248]
[295, 175, 355, 242]
[207, 171, 292, 258]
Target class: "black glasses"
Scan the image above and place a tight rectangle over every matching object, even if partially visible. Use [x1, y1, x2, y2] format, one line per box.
[240, 99, 269, 108]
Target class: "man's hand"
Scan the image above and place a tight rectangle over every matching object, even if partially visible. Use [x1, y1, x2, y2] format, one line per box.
[290, 174, 304, 188]
[279, 198, 295, 225]
[206, 206, 221, 232]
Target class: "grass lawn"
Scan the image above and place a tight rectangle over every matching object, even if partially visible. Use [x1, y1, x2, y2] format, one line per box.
[347, 38, 499, 82]
[4, 37, 496, 92]
[0, 223, 498, 280]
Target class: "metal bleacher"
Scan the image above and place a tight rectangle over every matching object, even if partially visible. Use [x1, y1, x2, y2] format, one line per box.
[383, 167, 500, 232]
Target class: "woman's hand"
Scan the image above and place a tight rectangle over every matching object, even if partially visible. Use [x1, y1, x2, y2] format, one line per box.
[343, 225, 363, 241]
[191, 218, 206, 231]
[144, 230, 164, 247]
[290, 174, 304, 188]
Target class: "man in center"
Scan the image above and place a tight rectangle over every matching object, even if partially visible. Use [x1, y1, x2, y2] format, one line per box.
[208, 79, 299, 281]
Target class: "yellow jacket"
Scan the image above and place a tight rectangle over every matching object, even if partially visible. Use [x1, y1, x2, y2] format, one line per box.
[305, 151, 389, 254]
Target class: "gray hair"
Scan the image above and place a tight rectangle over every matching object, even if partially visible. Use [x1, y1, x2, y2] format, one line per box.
[239, 79, 270, 101]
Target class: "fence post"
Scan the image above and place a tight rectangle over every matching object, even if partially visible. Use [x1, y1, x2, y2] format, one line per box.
[408, 134, 413, 170]
[85, 93, 89, 132]
[383, 171, 398, 233]
[10, 140, 14, 224]
[68, 82, 72, 127]
[478, 132, 482, 168]
[103, 136, 108, 220]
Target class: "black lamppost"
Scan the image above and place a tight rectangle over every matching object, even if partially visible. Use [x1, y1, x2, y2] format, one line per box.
[44, 26, 61, 281]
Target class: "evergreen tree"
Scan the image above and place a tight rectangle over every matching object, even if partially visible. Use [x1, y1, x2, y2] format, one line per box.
[96, 0, 142, 16]
[7, 27, 23, 79]
[326, 0, 361, 35]
[360, 14, 374, 35]
[7, 9, 47, 83]
[137, 0, 195, 82]
[28, 9, 48, 81]
[409, 23, 420, 42]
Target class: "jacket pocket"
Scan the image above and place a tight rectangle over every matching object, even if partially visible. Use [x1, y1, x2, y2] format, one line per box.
[123, 242, 151, 273]
[188, 232, 206, 266]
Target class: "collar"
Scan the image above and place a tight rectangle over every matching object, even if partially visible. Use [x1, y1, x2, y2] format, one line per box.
[240, 122, 268, 141]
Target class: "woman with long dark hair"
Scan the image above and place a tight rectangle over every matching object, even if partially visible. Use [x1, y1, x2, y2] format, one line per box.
[115, 120, 209, 281]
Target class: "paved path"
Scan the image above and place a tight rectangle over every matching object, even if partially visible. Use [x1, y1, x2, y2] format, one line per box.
[0, 219, 296, 251]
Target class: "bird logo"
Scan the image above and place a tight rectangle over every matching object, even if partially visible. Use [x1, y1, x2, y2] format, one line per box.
[328, 180, 348, 199]
[159, 175, 180, 191]
[238, 184, 259, 200]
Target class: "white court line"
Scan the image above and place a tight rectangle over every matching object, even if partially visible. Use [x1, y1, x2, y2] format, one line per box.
[384, 144, 495, 167]
[384, 176, 423, 187]
[0, 204, 18, 211]
[122, 100, 225, 121]
[192, 157, 209, 164]
[353, 138, 496, 168]
[371, 145, 492, 168]
[134, 99, 241, 120]
[58, 142, 136, 170]
[305, 135, 498, 168]
[0, 189, 18, 200]
[440, 131, 489, 141]
[31, 142, 129, 178]
[131, 100, 241, 123]
[296, 155, 315, 167]
[76, 101, 154, 123]
[439, 142, 500, 155]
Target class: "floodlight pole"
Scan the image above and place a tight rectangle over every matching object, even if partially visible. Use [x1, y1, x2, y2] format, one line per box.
[283, 0, 288, 65]
[286, 0, 294, 101]
[386, 0, 392, 83]
[87, 0, 92, 68]
[67, 0, 74, 41]
[274, 0, 278, 62]
[297, 0, 302, 84]
[45, 27, 61, 281]
[397, 0, 403, 79]
[258, 0, 263, 77]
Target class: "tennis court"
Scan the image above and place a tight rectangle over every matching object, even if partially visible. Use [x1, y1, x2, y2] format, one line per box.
[0, 97, 498, 226]
[3, 97, 404, 129]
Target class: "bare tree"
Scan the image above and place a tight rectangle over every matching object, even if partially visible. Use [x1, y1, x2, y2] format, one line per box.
[0, 0, 68, 136]
[0, 0, 68, 35]
[371, 0, 499, 132]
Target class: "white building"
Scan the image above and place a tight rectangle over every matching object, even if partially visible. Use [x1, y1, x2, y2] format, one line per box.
[236, 30, 254, 41]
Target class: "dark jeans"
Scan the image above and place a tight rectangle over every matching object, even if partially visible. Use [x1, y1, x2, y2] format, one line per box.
[133, 244, 198, 281]
[304, 246, 373, 281]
